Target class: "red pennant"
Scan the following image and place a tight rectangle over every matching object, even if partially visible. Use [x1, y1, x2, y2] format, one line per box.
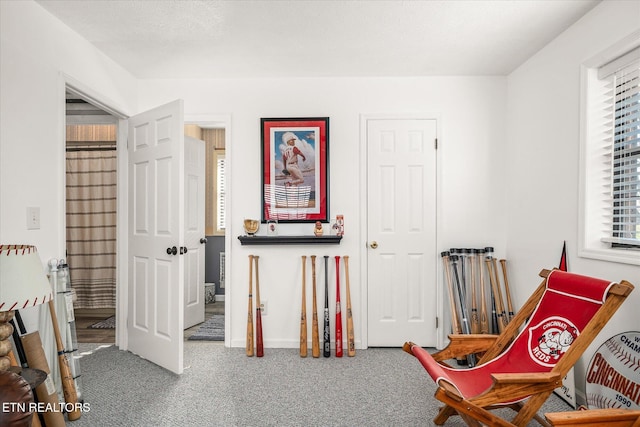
[559, 241, 568, 272]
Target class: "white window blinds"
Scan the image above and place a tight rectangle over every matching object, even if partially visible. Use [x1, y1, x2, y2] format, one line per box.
[216, 155, 226, 231]
[601, 48, 640, 246]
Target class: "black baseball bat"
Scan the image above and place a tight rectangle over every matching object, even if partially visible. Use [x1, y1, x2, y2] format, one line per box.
[323, 255, 331, 357]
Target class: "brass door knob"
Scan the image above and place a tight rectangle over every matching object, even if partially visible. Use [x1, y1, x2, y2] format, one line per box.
[370, 241, 378, 249]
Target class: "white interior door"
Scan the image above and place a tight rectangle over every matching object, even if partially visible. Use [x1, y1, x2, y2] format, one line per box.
[183, 135, 205, 329]
[367, 118, 438, 347]
[127, 99, 184, 374]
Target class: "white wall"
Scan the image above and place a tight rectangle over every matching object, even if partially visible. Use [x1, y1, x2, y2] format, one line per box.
[0, 1, 138, 330]
[138, 76, 508, 348]
[0, 1, 138, 259]
[506, 0, 640, 400]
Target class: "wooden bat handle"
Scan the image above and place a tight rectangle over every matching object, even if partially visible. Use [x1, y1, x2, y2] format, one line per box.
[246, 255, 254, 357]
[254, 255, 263, 357]
[344, 255, 355, 357]
[323, 255, 330, 357]
[311, 256, 320, 358]
[48, 300, 81, 421]
[300, 256, 307, 357]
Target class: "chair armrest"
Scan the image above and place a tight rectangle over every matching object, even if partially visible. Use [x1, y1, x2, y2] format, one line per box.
[471, 372, 563, 407]
[545, 408, 640, 426]
[432, 334, 499, 361]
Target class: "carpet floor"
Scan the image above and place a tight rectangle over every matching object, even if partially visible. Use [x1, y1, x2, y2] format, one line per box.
[70, 343, 573, 426]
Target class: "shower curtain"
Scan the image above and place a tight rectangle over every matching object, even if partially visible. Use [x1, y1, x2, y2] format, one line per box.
[66, 148, 117, 309]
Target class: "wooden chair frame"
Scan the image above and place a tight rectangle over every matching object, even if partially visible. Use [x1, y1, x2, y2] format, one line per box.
[404, 269, 635, 427]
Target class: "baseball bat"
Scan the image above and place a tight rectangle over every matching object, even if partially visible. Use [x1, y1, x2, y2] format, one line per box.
[476, 249, 489, 334]
[334, 256, 343, 358]
[485, 258, 506, 333]
[450, 255, 475, 367]
[246, 255, 254, 357]
[311, 255, 320, 358]
[300, 256, 308, 357]
[469, 252, 480, 334]
[323, 255, 331, 357]
[254, 255, 264, 357]
[343, 255, 355, 357]
[48, 300, 81, 421]
[499, 259, 515, 320]
[491, 257, 508, 324]
[21, 332, 66, 427]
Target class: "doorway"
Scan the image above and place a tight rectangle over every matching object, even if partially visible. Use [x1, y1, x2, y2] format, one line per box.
[65, 88, 228, 345]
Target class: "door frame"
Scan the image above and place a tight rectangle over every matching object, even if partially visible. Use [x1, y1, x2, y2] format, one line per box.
[359, 113, 445, 350]
[61, 75, 233, 350]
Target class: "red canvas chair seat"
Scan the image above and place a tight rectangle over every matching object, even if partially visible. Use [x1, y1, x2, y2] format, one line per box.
[404, 269, 634, 426]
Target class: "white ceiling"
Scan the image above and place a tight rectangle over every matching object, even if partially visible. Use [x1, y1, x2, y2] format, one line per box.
[36, 0, 600, 79]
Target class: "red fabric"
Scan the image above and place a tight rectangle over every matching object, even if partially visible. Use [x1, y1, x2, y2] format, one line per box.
[559, 242, 567, 272]
[410, 270, 613, 403]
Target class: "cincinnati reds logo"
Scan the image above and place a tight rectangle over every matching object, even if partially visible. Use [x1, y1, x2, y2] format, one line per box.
[528, 316, 579, 367]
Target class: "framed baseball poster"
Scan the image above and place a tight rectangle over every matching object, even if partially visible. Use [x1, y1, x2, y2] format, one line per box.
[261, 117, 329, 223]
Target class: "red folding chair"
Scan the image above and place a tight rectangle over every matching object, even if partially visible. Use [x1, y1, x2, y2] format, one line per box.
[404, 269, 634, 426]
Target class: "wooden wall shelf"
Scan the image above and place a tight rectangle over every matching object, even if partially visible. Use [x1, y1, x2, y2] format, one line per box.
[237, 235, 342, 245]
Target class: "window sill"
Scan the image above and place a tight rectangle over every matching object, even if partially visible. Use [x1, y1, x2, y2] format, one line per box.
[578, 246, 640, 266]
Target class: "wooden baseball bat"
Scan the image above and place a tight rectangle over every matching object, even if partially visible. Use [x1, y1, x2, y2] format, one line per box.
[246, 255, 254, 357]
[485, 258, 506, 333]
[469, 253, 480, 334]
[311, 255, 320, 358]
[254, 255, 264, 357]
[334, 256, 343, 358]
[21, 332, 66, 427]
[477, 250, 489, 334]
[500, 259, 515, 320]
[300, 256, 307, 357]
[491, 257, 508, 324]
[343, 255, 355, 357]
[48, 300, 81, 421]
[323, 255, 331, 357]
[441, 252, 462, 335]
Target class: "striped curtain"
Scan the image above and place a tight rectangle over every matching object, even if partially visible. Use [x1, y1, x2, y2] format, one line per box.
[65, 149, 117, 308]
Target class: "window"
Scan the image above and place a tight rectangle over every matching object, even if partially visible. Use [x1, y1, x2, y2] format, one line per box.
[580, 38, 640, 265]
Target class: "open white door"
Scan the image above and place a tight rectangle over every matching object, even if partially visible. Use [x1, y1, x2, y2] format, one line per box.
[367, 118, 438, 347]
[183, 136, 205, 329]
[127, 100, 184, 374]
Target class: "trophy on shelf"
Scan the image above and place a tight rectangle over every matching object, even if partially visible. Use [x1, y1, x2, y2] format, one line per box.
[243, 218, 260, 236]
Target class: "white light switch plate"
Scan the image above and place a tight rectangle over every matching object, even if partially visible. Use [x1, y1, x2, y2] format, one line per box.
[27, 207, 40, 229]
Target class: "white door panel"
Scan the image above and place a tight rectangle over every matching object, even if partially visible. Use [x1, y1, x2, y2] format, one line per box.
[128, 100, 184, 374]
[184, 136, 205, 329]
[367, 119, 437, 347]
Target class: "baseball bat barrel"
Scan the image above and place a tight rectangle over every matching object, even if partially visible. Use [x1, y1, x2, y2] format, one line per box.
[344, 255, 355, 357]
[469, 253, 480, 334]
[311, 256, 320, 358]
[300, 256, 308, 357]
[21, 332, 66, 427]
[491, 257, 508, 324]
[485, 258, 505, 333]
[500, 259, 515, 319]
[323, 255, 331, 357]
[246, 255, 254, 357]
[334, 256, 343, 358]
[48, 300, 81, 421]
[254, 255, 264, 357]
[476, 249, 489, 334]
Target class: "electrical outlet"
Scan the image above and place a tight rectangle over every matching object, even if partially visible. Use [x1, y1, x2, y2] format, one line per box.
[260, 300, 267, 315]
[26, 207, 40, 230]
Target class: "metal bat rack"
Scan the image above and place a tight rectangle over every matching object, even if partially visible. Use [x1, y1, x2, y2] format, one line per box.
[49, 258, 83, 403]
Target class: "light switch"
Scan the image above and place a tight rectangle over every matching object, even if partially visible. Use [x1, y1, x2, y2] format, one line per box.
[27, 207, 40, 230]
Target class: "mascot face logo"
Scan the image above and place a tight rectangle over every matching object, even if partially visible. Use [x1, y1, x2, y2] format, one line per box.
[528, 316, 579, 367]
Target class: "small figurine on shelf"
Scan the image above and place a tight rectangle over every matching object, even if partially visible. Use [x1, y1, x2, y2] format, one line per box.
[314, 221, 324, 237]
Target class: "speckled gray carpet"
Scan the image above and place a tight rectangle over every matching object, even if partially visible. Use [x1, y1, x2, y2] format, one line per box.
[70, 343, 572, 426]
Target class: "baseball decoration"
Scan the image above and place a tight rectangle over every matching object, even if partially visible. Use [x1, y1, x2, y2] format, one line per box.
[586, 331, 640, 410]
